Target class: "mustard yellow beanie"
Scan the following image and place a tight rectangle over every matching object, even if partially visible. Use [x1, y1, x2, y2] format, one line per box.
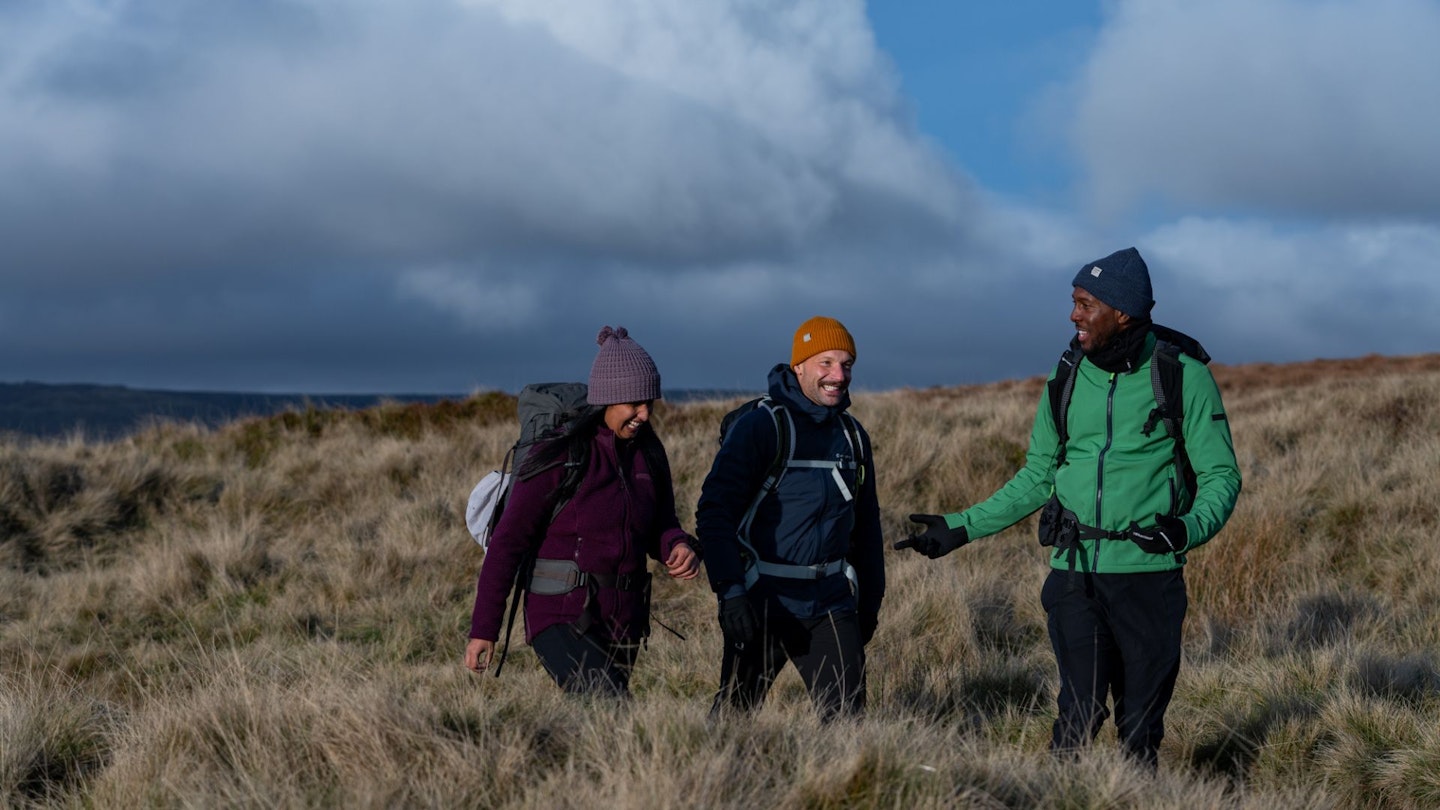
[791, 316, 856, 366]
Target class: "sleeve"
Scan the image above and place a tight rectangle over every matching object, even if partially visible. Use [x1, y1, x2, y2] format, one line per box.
[846, 423, 885, 621]
[467, 461, 565, 641]
[1177, 362, 1242, 550]
[695, 410, 773, 594]
[951, 384, 1062, 540]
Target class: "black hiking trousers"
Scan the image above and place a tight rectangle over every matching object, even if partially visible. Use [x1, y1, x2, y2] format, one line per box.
[532, 623, 639, 698]
[1042, 567, 1187, 770]
[710, 596, 865, 722]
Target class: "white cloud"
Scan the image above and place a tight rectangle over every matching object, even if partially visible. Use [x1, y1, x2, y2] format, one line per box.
[1141, 217, 1440, 361]
[0, 0, 972, 289]
[1070, 0, 1440, 218]
[465, 0, 965, 216]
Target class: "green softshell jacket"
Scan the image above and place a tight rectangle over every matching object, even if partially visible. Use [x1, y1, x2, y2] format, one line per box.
[946, 332, 1241, 573]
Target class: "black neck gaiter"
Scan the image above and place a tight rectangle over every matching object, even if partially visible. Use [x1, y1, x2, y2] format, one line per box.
[1086, 320, 1152, 373]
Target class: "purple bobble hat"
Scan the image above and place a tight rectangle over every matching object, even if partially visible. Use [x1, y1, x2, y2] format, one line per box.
[587, 326, 662, 406]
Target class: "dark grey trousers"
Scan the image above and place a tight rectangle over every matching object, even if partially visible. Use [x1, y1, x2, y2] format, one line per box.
[711, 598, 866, 722]
[1043, 567, 1187, 769]
[532, 623, 638, 698]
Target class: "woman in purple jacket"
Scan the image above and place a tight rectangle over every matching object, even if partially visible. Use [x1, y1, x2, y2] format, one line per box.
[464, 326, 700, 696]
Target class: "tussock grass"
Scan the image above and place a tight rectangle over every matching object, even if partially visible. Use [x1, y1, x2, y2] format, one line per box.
[2, 356, 1439, 807]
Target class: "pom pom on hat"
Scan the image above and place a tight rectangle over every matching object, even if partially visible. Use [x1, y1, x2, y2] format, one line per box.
[587, 326, 662, 406]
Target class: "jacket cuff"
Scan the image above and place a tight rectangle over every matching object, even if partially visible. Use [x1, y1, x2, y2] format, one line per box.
[659, 528, 693, 560]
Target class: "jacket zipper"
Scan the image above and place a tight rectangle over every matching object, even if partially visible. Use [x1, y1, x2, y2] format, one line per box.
[615, 434, 632, 566]
[1093, 373, 1118, 571]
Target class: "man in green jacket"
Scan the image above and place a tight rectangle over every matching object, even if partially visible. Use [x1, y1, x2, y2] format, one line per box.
[897, 246, 1241, 769]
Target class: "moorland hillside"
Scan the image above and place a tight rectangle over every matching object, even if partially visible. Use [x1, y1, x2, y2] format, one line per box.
[3, 353, 1439, 808]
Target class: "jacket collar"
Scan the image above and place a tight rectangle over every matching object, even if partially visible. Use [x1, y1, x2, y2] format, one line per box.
[766, 363, 849, 423]
[1084, 324, 1154, 374]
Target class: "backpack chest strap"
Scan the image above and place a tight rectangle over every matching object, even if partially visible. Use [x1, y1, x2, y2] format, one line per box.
[786, 458, 858, 501]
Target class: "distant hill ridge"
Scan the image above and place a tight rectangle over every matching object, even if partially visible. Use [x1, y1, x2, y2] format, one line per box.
[0, 381, 751, 440]
[0, 381, 456, 440]
[4, 354, 1435, 440]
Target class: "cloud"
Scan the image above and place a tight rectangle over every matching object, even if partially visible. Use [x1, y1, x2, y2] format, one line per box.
[1069, 0, 1440, 219]
[0, 0, 1434, 395]
[1141, 217, 1440, 361]
[0, 0, 972, 281]
[396, 265, 540, 329]
[0, 0, 997, 391]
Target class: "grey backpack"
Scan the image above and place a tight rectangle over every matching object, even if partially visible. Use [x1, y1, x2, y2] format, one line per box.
[465, 382, 590, 548]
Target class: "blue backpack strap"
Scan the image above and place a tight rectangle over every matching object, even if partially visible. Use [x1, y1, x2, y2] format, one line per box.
[839, 412, 865, 488]
[736, 398, 790, 559]
[762, 397, 793, 491]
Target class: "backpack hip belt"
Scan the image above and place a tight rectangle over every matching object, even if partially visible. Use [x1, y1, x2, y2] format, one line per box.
[753, 558, 849, 581]
[528, 558, 650, 596]
[1038, 496, 1130, 550]
[1076, 524, 1128, 542]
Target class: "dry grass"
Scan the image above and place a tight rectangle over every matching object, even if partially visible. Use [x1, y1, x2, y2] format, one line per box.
[2, 354, 1439, 808]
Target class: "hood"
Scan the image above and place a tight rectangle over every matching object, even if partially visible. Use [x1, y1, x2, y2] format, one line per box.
[765, 362, 850, 424]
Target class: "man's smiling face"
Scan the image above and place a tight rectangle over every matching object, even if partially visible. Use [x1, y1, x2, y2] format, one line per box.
[793, 349, 853, 408]
[1071, 286, 1131, 353]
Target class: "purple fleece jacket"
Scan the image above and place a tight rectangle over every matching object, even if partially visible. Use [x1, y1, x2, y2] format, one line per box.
[469, 424, 690, 644]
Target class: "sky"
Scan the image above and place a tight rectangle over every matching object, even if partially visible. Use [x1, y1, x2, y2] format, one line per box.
[3, 0, 1438, 395]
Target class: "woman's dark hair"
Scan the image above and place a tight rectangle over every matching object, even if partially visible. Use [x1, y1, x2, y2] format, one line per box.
[518, 404, 665, 481]
[518, 405, 603, 479]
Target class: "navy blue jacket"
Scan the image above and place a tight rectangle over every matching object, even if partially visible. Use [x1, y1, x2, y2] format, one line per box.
[696, 364, 884, 622]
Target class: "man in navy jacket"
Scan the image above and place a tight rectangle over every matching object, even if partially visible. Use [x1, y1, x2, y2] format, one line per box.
[697, 316, 885, 720]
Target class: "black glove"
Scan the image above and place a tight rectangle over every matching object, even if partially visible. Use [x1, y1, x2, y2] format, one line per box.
[1129, 513, 1188, 554]
[858, 611, 878, 646]
[893, 514, 969, 559]
[718, 594, 757, 648]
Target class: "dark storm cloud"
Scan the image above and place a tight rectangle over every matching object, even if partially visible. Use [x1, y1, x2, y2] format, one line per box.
[1, 0, 1436, 395]
[1, 0, 1002, 393]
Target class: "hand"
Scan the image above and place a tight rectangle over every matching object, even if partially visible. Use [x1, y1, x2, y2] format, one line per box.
[718, 594, 757, 647]
[893, 514, 969, 559]
[858, 611, 878, 646]
[1129, 513, 1187, 554]
[665, 541, 700, 580]
[465, 638, 495, 673]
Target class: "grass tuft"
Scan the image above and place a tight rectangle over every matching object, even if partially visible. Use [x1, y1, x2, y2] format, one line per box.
[2, 356, 1439, 807]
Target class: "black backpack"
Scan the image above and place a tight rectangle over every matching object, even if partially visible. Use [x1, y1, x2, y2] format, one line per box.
[718, 396, 865, 585]
[1046, 325, 1210, 503]
[719, 398, 795, 540]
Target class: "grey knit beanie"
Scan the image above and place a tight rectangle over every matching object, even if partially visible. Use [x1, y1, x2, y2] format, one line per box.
[1072, 247, 1154, 318]
[587, 326, 662, 406]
